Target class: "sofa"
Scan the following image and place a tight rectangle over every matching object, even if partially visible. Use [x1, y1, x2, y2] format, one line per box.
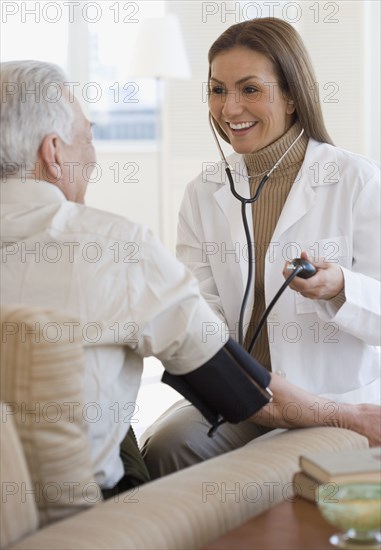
[0, 305, 369, 550]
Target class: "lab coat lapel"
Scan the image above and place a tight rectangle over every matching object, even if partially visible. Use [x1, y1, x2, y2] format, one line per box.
[271, 169, 315, 244]
[271, 140, 331, 244]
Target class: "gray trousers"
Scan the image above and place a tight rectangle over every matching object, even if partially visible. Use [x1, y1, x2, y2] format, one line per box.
[141, 398, 273, 480]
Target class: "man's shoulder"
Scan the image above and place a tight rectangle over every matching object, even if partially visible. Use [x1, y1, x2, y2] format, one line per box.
[56, 201, 148, 244]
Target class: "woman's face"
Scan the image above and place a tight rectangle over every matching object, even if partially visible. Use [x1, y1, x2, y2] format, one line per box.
[209, 47, 295, 154]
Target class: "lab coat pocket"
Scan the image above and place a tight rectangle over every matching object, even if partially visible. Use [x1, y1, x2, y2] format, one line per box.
[294, 235, 349, 315]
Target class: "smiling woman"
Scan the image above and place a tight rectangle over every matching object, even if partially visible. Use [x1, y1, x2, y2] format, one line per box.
[207, 18, 333, 152]
[141, 15, 381, 481]
[208, 47, 297, 154]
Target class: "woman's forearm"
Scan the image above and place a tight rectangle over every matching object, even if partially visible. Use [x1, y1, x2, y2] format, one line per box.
[251, 373, 381, 446]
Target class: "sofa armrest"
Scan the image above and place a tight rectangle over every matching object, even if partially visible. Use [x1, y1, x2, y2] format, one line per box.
[9, 427, 367, 550]
[0, 405, 38, 549]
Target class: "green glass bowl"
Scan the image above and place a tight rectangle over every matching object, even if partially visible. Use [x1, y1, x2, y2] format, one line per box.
[317, 482, 381, 548]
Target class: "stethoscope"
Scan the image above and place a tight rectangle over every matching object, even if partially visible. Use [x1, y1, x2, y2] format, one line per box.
[208, 115, 316, 353]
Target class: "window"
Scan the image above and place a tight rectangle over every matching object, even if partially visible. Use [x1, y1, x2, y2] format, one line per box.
[1, 0, 165, 144]
[87, 1, 165, 143]
[1, 2, 68, 67]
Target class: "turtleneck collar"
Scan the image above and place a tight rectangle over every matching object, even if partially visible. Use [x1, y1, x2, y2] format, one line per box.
[243, 122, 308, 177]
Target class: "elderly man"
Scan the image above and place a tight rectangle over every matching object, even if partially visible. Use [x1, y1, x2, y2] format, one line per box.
[1, 60, 379, 496]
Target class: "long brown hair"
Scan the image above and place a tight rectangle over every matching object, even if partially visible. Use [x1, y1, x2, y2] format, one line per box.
[208, 18, 333, 145]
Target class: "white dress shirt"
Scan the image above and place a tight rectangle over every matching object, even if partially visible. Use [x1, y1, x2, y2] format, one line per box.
[1, 179, 223, 488]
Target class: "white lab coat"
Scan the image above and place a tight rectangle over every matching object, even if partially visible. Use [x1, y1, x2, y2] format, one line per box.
[177, 139, 381, 404]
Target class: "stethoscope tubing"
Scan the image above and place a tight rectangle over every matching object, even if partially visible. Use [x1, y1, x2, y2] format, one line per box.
[209, 116, 305, 350]
[225, 166, 269, 345]
[226, 164, 304, 352]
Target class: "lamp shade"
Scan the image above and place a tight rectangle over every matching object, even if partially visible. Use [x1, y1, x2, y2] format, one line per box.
[128, 14, 191, 79]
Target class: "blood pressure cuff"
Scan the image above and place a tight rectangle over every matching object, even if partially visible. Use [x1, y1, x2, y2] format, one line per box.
[162, 338, 272, 436]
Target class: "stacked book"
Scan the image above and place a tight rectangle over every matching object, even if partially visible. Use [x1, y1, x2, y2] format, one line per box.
[293, 447, 381, 502]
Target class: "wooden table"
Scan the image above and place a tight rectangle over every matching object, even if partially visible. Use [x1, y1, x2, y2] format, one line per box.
[203, 498, 337, 549]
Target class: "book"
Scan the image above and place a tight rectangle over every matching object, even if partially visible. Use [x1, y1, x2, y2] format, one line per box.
[299, 446, 381, 485]
[293, 470, 320, 502]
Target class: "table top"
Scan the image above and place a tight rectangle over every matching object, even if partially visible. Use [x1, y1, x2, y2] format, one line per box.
[203, 498, 337, 549]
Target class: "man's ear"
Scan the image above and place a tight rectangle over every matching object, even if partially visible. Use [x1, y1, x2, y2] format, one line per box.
[38, 134, 64, 183]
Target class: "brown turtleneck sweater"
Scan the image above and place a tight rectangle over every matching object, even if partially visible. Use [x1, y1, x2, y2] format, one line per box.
[243, 122, 308, 371]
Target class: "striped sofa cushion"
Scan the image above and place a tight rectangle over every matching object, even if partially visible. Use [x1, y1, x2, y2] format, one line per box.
[0, 404, 38, 548]
[0, 306, 101, 528]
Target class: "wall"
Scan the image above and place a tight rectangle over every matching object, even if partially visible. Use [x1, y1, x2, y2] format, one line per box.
[86, 148, 160, 236]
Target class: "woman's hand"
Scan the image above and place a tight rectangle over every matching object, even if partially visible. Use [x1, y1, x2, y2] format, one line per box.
[283, 251, 344, 300]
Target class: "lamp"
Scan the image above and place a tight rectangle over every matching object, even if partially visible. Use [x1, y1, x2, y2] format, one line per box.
[128, 14, 192, 244]
[128, 14, 191, 80]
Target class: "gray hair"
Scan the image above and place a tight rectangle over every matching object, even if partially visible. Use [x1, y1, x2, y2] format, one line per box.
[0, 60, 75, 177]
